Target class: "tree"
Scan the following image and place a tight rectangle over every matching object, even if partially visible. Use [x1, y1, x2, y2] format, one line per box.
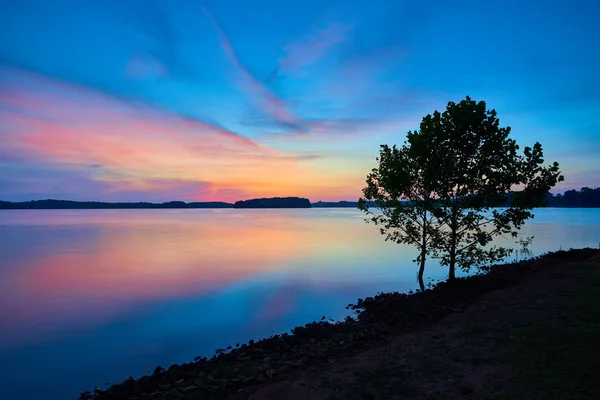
[360, 96, 563, 284]
[358, 127, 444, 291]
[425, 97, 563, 279]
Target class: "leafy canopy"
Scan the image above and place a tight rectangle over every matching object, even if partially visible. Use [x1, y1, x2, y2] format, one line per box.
[359, 96, 563, 280]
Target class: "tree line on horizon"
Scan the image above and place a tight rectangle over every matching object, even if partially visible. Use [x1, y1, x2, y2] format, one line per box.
[0, 188, 598, 210]
[0, 197, 312, 209]
[0, 200, 234, 210]
[544, 187, 600, 207]
[233, 197, 311, 208]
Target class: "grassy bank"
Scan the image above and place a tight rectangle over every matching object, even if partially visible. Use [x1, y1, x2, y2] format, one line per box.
[81, 248, 600, 400]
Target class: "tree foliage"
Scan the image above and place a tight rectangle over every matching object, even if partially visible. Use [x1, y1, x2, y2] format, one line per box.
[358, 134, 443, 291]
[359, 96, 563, 284]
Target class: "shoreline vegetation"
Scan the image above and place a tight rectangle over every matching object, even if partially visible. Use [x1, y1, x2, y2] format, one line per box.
[80, 248, 600, 400]
[233, 197, 311, 208]
[2, 187, 600, 210]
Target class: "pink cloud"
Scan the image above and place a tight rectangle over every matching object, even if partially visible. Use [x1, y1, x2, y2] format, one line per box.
[554, 168, 600, 192]
[0, 68, 259, 149]
[0, 67, 352, 202]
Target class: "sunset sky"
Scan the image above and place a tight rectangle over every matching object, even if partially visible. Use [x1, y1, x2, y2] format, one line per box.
[1, 0, 598, 202]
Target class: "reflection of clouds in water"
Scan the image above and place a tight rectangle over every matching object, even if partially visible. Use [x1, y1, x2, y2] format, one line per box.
[0, 208, 599, 400]
[0, 212, 311, 347]
[1, 208, 600, 348]
[250, 285, 298, 324]
[0, 209, 387, 348]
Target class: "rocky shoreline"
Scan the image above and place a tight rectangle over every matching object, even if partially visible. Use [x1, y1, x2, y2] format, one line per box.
[80, 248, 599, 400]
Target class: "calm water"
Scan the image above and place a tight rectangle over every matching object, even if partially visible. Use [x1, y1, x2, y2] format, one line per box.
[1, 208, 599, 399]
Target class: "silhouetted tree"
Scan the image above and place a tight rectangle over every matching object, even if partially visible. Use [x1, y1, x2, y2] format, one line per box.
[358, 128, 444, 291]
[360, 96, 563, 283]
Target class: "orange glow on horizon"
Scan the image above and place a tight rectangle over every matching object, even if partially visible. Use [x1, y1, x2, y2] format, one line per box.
[0, 69, 369, 202]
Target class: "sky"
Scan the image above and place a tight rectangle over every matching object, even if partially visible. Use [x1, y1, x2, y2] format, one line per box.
[0, 0, 599, 203]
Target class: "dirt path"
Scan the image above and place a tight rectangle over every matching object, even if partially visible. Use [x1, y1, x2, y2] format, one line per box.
[231, 252, 600, 400]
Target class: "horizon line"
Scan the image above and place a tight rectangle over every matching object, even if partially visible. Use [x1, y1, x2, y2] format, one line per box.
[1, 187, 597, 206]
[0, 198, 362, 204]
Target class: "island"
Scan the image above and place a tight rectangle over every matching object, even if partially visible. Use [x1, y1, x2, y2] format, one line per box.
[233, 197, 311, 208]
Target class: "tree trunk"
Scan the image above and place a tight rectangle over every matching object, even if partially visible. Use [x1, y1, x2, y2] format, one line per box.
[418, 256, 425, 292]
[448, 248, 456, 280]
[448, 203, 457, 281]
[418, 210, 427, 292]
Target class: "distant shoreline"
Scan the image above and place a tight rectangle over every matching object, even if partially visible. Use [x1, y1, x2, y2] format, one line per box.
[0, 198, 364, 210]
[2, 191, 600, 210]
[1, 200, 600, 210]
[1, 198, 327, 210]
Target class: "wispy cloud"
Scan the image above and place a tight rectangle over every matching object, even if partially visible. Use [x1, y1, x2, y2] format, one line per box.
[274, 22, 349, 78]
[126, 52, 170, 79]
[200, 5, 307, 134]
[555, 168, 600, 192]
[0, 66, 257, 147]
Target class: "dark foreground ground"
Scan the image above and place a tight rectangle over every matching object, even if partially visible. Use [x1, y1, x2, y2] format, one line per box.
[83, 248, 600, 400]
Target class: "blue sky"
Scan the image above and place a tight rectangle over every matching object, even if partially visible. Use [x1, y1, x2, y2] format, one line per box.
[0, 0, 599, 201]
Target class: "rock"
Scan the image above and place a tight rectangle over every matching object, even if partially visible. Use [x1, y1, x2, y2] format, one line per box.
[181, 385, 198, 393]
[164, 389, 183, 400]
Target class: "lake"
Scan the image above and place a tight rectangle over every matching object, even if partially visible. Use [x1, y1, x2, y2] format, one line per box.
[1, 208, 599, 399]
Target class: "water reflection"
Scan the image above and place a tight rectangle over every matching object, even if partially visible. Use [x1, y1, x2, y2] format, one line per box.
[1, 211, 326, 346]
[514, 247, 533, 260]
[0, 210, 408, 351]
[0, 208, 599, 400]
